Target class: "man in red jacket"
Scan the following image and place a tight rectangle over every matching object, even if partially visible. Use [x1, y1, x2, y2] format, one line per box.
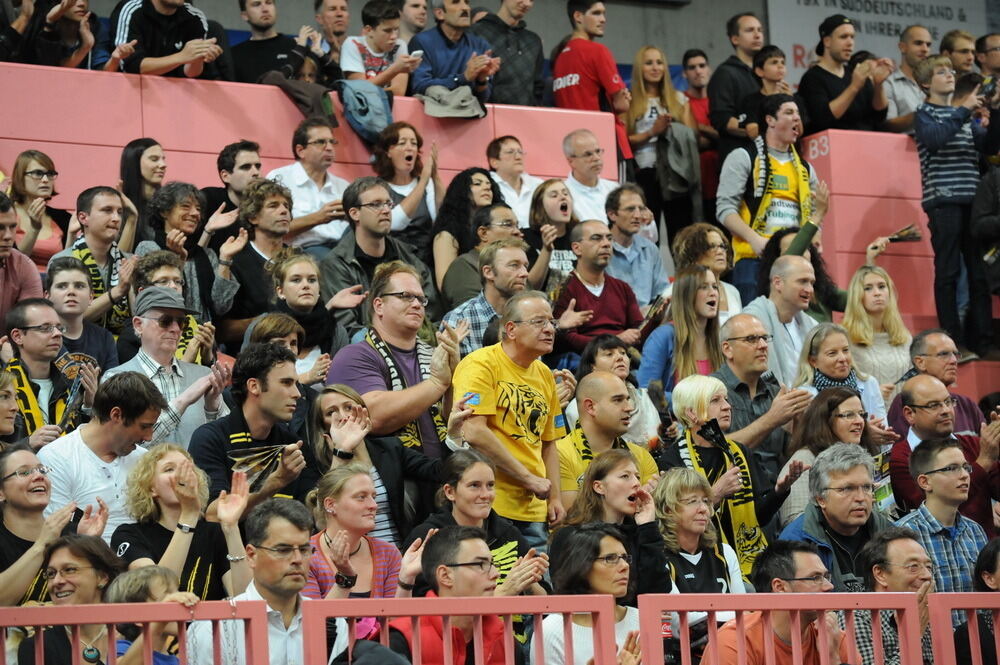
[388, 526, 506, 665]
[889, 374, 1000, 536]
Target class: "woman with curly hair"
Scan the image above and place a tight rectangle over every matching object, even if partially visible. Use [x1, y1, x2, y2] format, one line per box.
[431, 167, 503, 289]
[777, 387, 879, 527]
[371, 122, 444, 268]
[111, 444, 251, 601]
[841, 265, 912, 406]
[669, 222, 742, 324]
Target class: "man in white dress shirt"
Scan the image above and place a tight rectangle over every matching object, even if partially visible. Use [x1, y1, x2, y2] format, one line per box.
[487, 135, 543, 228]
[562, 129, 618, 223]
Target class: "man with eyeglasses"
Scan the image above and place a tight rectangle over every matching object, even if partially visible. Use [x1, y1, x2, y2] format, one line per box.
[701, 539, 859, 665]
[320, 176, 438, 340]
[886, 329, 985, 439]
[266, 117, 350, 257]
[102, 287, 228, 449]
[553, 220, 647, 354]
[889, 374, 999, 537]
[388, 525, 507, 664]
[486, 136, 543, 228]
[854, 527, 935, 665]
[941, 30, 977, 75]
[975, 33, 1000, 78]
[562, 129, 619, 224]
[440, 204, 524, 311]
[4, 297, 100, 447]
[605, 184, 668, 308]
[780, 443, 892, 592]
[39, 371, 167, 542]
[896, 437, 990, 627]
[713, 313, 812, 487]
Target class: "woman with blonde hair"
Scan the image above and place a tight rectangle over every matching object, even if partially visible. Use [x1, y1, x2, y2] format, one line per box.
[638, 264, 724, 392]
[10, 149, 72, 272]
[841, 265, 912, 406]
[625, 45, 698, 243]
[111, 444, 251, 601]
[660, 375, 804, 578]
[669, 223, 742, 324]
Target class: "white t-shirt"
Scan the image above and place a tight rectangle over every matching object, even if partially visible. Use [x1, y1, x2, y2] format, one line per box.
[389, 178, 438, 231]
[633, 98, 668, 170]
[533, 606, 639, 665]
[38, 428, 148, 543]
[340, 35, 407, 78]
[34, 378, 53, 425]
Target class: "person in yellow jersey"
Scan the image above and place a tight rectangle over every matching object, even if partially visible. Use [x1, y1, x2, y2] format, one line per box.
[556, 371, 658, 511]
[452, 290, 567, 553]
[716, 93, 829, 305]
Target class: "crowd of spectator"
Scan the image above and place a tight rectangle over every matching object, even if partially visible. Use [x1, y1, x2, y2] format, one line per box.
[1, 1, 1000, 664]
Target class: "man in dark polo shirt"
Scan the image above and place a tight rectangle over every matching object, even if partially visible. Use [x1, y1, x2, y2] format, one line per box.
[189, 343, 320, 515]
[112, 0, 222, 78]
[712, 313, 812, 486]
[200, 141, 263, 254]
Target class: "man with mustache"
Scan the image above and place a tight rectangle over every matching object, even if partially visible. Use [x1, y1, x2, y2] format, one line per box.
[889, 373, 999, 536]
[0, 192, 42, 330]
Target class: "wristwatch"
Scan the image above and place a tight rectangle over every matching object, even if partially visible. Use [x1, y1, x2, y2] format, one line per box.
[331, 448, 355, 460]
[176, 522, 195, 534]
[334, 572, 358, 589]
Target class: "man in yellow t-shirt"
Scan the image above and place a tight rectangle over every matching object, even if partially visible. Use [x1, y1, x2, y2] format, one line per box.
[556, 371, 658, 510]
[452, 291, 567, 552]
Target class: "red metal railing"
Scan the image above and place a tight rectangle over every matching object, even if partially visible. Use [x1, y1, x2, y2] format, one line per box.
[929, 592, 1000, 665]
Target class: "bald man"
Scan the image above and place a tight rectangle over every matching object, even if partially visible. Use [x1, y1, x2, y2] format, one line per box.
[556, 371, 659, 510]
[889, 374, 1000, 535]
[741, 255, 818, 386]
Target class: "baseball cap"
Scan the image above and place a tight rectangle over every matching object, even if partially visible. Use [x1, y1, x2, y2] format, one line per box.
[816, 14, 855, 56]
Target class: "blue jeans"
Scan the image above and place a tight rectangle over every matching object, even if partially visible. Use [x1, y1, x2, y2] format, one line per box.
[732, 258, 761, 305]
[509, 519, 548, 556]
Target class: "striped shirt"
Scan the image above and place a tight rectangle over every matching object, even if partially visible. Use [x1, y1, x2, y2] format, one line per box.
[369, 467, 399, 547]
[913, 102, 993, 210]
[302, 533, 401, 601]
[134, 349, 184, 443]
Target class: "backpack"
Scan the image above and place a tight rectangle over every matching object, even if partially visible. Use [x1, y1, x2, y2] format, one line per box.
[335, 79, 393, 145]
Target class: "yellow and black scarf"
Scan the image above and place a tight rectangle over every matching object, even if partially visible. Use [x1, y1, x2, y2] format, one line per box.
[174, 314, 200, 362]
[6, 357, 68, 435]
[677, 427, 766, 578]
[364, 327, 447, 449]
[71, 236, 130, 335]
[568, 424, 631, 463]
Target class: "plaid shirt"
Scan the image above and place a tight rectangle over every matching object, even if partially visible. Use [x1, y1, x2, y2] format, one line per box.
[441, 292, 498, 357]
[895, 503, 988, 627]
[850, 608, 934, 665]
[468, 13, 544, 106]
[135, 349, 184, 443]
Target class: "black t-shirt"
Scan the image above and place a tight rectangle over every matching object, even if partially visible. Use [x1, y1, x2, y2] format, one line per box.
[0, 518, 77, 605]
[797, 64, 887, 133]
[353, 240, 398, 285]
[61, 322, 119, 373]
[522, 227, 575, 295]
[231, 34, 298, 84]
[111, 519, 230, 600]
[199, 186, 239, 254]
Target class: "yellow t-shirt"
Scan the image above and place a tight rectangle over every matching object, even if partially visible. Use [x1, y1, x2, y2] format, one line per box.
[556, 428, 659, 493]
[452, 343, 566, 522]
[732, 155, 804, 262]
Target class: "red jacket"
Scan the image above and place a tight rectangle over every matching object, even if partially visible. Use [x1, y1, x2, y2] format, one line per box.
[386, 591, 507, 665]
[889, 433, 1000, 537]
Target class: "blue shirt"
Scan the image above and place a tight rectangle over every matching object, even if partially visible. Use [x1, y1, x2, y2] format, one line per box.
[408, 25, 493, 100]
[607, 235, 669, 308]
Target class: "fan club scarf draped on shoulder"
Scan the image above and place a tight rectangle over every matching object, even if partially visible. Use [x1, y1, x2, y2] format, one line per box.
[677, 428, 766, 578]
[6, 358, 68, 434]
[364, 327, 447, 449]
[72, 237, 130, 335]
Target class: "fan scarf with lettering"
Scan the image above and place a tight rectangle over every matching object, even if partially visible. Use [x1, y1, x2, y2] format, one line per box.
[175, 314, 200, 362]
[71, 236, 130, 335]
[364, 327, 446, 449]
[677, 424, 765, 578]
[6, 358, 68, 434]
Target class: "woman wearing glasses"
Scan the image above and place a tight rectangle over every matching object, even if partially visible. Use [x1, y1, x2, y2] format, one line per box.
[669, 223, 742, 325]
[431, 167, 504, 289]
[536, 523, 642, 665]
[778, 388, 880, 527]
[654, 468, 745, 661]
[10, 150, 72, 273]
[264, 248, 365, 388]
[17, 534, 125, 665]
[111, 444, 251, 601]
[638, 264, 724, 393]
[372, 122, 444, 269]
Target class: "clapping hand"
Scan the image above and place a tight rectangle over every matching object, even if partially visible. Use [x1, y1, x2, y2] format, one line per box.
[328, 404, 371, 455]
[76, 497, 109, 538]
[326, 284, 367, 310]
[216, 471, 249, 528]
[557, 298, 594, 330]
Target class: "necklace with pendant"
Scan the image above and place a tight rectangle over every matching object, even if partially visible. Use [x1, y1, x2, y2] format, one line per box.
[67, 625, 107, 664]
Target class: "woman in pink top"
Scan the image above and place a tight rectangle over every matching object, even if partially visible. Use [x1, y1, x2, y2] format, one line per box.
[10, 150, 72, 272]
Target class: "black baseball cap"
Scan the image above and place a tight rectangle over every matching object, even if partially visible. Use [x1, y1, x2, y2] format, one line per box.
[816, 14, 855, 56]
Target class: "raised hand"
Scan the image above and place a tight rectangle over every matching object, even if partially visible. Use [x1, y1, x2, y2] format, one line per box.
[219, 228, 249, 263]
[216, 470, 249, 528]
[325, 529, 356, 575]
[26, 198, 45, 229]
[866, 236, 890, 265]
[496, 548, 548, 596]
[812, 180, 830, 220]
[172, 459, 203, 520]
[557, 298, 594, 330]
[775, 460, 809, 493]
[540, 224, 558, 251]
[205, 204, 239, 234]
[41, 502, 76, 547]
[553, 369, 576, 409]
[326, 284, 367, 310]
[398, 529, 436, 588]
[165, 229, 189, 261]
[76, 497, 109, 538]
[271, 441, 306, 487]
[447, 392, 475, 444]
[45, 0, 75, 24]
[301, 353, 331, 386]
[203, 361, 229, 411]
[77, 14, 95, 51]
[79, 361, 100, 408]
[633, 486, 655, 524]
[711, 465, 742, 502]
[328, 404, 371, 454]
[110, 39, 137, 63]
[28, 424, 63, 450]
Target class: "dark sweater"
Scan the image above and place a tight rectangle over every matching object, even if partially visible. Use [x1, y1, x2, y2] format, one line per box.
[552, 271, 643, 352]
[231, 34, 297, 83]
[706, 55, 759, 159]
[797, 64, 887, 133]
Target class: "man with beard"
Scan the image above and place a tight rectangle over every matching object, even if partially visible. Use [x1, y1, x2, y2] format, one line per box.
[39, 371, 167, 542]
[232, 0, 298, 83]
[553, 220, 644, 354]
[442, 238, 529, 357]
[883, 25, 933, 133]
[319, 176, 438, 339]
[717, 94, 825, 304]
[440, 203, 524, 309]
[797, 14, 895, 133]
[409, 0, 499, 102]
[941, 29, 977, 75]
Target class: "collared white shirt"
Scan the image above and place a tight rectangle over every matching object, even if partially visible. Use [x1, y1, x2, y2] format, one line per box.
[266, 161, 351, 248]
[565, 172, 619, 223]
[906, 427, 956, 450]
[490, 171, 544, 228]
[186, 582, 349, 665]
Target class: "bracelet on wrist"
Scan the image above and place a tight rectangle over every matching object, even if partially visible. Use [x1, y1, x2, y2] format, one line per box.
[226, 553, 246, 562]
[219, 258, 233, 267]
[397, 580, 415, 591]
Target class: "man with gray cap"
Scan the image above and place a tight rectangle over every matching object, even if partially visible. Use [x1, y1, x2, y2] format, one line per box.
[102, 286, 229, 448]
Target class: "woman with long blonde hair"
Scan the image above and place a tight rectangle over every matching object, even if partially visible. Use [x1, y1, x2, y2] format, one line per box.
[841, 265, 912, 407]
[625, 45, 697, 242]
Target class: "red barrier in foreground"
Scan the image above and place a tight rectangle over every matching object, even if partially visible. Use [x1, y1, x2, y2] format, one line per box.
[929, 592, 1000, 665]
[0, 600, 270, 665]
[300, 594, 620, 665]
[638, 592, 924, 665]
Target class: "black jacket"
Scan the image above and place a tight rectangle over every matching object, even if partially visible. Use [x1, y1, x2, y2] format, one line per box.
[362, 434, 443, 538]
[706, 55, 759, 160]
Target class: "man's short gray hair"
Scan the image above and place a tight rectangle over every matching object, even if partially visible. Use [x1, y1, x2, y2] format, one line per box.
[500, 290, 550, 328]
[808, 442, 875, 501]
[562, 129, 595, 157]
